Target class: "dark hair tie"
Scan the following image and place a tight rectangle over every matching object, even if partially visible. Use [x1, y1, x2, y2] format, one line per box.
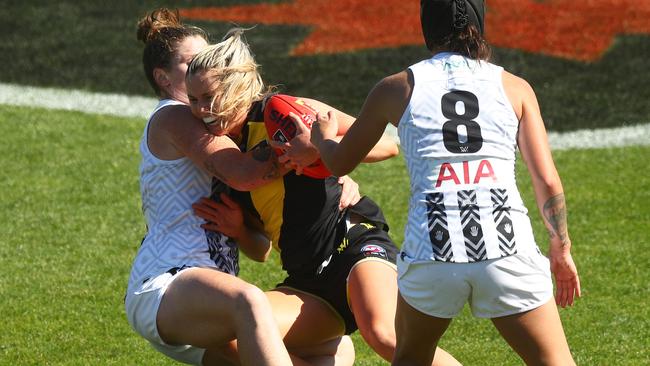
[453, 0, 469, 29]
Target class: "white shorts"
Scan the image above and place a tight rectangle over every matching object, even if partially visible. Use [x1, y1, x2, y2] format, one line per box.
[124, 269, 205, 365]
[397, 250, 553, 318]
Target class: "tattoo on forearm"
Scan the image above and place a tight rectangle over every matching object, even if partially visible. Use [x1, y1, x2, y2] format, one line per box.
[252, 141, 281, 181]
[252, 141, 272, 162]
[543, 193, 569, 246]
[260, 159, 281, 181]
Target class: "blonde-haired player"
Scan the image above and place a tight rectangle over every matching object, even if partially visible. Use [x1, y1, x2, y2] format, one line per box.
[187, 28, 461, 366]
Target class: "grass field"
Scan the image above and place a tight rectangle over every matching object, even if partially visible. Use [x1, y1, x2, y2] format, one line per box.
[1, 104, 648, 365]
[1, 0, 649, 365]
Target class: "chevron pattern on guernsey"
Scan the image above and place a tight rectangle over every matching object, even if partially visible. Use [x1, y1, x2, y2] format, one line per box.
[425, 192, 453, 261]
[458, 190, 487, 262]
[490, 188, 517, 257]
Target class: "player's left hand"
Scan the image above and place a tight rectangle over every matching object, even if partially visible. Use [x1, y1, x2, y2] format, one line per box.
[270, 111, 320, 175]
[192, 194, 245, 239]
[338, 175, 361, 210]
[549, 249, 581, 308]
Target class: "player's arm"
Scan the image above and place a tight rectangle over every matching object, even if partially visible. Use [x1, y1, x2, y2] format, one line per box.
[301, 97, 399, 162]
[509, 72, 581, 307]
[312, 71, 410, 176]
[161, 105, 290, 191]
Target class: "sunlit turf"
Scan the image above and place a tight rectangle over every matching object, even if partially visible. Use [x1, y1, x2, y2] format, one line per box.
[1, 105, 648, 365]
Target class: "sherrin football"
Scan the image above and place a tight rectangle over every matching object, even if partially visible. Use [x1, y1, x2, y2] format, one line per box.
[263, 94, 332, 179]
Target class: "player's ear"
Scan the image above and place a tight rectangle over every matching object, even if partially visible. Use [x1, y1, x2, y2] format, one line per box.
[153, 68, 170, 89]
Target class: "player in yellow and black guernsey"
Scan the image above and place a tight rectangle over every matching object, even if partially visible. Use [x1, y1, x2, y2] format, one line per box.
[214, 98, 399, 336]
[188, 29, 460, 364]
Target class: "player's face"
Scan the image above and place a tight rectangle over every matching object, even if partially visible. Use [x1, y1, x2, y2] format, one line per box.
[187, 70, 219, 127]
[165, 36, 207, 104]
[186, 70, 246, 137]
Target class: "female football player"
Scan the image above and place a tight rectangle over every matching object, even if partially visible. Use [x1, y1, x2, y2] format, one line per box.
[186, 28, 461, 366]
[308, 0, 581, 365]
[125, 7, 356, 366]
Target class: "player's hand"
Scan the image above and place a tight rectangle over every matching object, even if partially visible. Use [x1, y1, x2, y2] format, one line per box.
[338, 175, 361, 210]
[270, 112, 319, 175]
[311, 110, 339, 147]
[549, 247, 581, 307]
[192, 194, 244, 239]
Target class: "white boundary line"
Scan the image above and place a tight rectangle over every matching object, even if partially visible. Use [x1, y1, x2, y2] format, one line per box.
[1, 82, 648, 150]
[0, 83, 157, 120]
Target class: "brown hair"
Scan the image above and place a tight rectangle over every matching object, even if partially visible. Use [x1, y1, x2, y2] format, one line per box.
[136, 8, 208, 96]
[431, 24, 491, 61]
[420, 0, 491, 60]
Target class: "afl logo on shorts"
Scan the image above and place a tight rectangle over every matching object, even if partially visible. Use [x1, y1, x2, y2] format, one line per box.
[360, 244, 387, 259]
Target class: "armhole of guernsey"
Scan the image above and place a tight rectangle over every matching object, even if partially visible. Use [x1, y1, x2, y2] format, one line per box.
[245, 121, 286, 251]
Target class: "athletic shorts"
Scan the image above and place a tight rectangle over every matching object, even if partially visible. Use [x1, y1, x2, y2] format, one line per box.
[124, 267, 205, 365]
[397, 249, 553, 319]
[278, 201, 398, 334]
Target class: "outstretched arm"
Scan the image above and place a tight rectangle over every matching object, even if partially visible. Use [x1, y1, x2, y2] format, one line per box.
[511, 72, 581, 307]
[272, 99, 399, 174]
[311, 71, 410, 176]
[301, 97, 399, 163]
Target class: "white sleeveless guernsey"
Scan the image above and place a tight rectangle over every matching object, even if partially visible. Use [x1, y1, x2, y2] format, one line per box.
[398, 53, 538, 263]
[127, 99, 237, 294]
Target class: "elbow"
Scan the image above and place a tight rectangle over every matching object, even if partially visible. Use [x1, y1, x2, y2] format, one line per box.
[252, 247, 272, 263]
[380, 135, 400, 159]
[387, 144, 399, 158]
[249, 255, 266, 263]
[532, 173, 563, 196]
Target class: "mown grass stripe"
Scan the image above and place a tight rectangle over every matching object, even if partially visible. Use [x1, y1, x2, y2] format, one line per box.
[1, 82, 648, 150]
[0, 83, 156, 119]
[547, 124, 650, 150]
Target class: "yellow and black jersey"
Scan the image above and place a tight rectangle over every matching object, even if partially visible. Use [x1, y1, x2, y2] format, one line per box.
[229, 100, 345, 275]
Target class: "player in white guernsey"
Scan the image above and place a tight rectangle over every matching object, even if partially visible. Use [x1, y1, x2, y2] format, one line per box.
[309, 1, 581, 365]
[125, 9, 358, 366]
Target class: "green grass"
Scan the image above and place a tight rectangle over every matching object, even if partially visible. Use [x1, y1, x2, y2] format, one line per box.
[1, 1, 648, 364]
[1, 105, 648, 365]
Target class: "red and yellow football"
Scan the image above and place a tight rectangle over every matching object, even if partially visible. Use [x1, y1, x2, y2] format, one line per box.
[263, 94, 332, 179]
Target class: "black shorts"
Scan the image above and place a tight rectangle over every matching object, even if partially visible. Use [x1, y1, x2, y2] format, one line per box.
[277, 197, 398, 334]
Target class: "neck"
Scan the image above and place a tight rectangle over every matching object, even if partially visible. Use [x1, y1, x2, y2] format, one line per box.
[161, 90, 189, 105]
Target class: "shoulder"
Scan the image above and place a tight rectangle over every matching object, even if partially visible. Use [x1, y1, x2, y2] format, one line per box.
[500, 69, 537, 120]
[375, 71, 412, 99]
[151, 103, 194, 124]
[366, 71, 412, 111]
[369, 71, 413, 123]
[501, 70, 535, 98]
[150, 103, 203, 134]
[149, 103, 209, 158]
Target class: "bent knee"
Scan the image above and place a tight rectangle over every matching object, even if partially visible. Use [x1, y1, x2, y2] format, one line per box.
[233, 285, 271, 315]
[230, 285, 276, 329]
[360, 322, 396, 359]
